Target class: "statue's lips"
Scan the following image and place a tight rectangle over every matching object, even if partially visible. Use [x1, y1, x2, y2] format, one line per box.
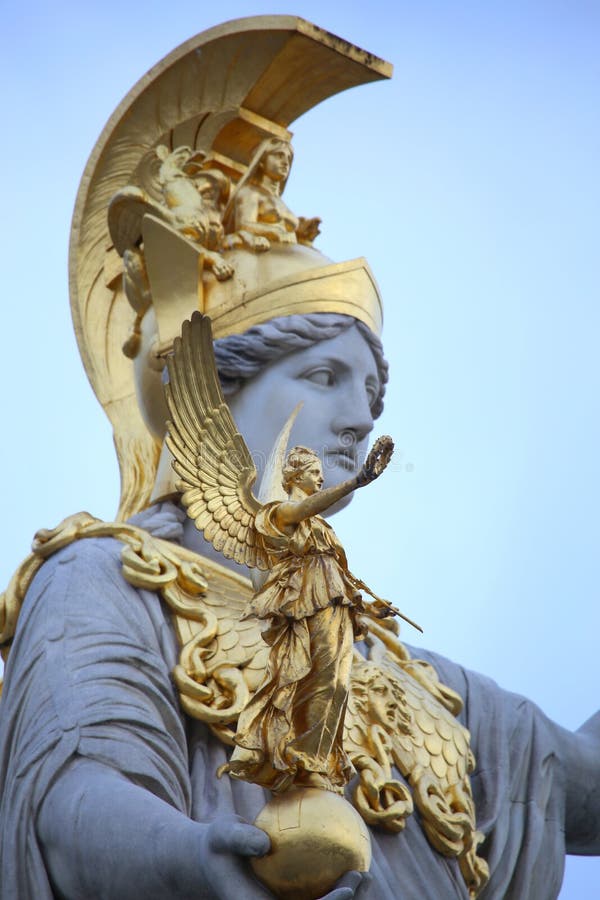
[326, 449, 358, 471]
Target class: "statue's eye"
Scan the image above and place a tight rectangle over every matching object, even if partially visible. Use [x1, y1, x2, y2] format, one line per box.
[365, 377, 379, 408]
[304, 368, 335, 387]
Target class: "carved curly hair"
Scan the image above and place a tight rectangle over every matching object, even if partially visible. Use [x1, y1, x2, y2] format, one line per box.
[213, 313, 388, 418]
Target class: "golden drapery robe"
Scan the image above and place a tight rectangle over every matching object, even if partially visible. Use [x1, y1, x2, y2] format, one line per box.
[224, 503, 367, 792]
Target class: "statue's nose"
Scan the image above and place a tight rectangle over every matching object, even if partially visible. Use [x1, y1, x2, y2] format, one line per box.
[332, 398, 374, 444]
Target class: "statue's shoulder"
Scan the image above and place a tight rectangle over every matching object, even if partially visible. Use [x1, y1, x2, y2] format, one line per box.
[1, 506, 192, 656]
[0, 513, 153, 660]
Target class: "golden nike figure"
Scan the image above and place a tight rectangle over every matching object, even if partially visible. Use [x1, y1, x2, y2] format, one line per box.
[165, 313, 399, 796]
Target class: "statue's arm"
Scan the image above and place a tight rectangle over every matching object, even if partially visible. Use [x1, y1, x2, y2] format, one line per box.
[37, 760, 369, 899]
[8, 538, 271, 900]
[275, 474, 360, 527]
[558, 711, 600, 854]
[420, 644, 600, 859]
[276, 436, 394, 527]
[234, 187, 290, 241]
[36, 757, 272, 900]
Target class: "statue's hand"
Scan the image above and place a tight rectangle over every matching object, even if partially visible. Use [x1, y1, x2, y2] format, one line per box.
[297, 216, 322, 244]
[357, 435, 394, 486]
[370, 598, 398, 619]
[278, 231, 297, 245]
[321, 870, 372, 899]
[199, 819, 370, 899]
[198, 815, 273, 898]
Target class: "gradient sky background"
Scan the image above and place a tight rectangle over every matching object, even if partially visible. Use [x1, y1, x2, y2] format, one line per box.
[2, 2, 599, 896]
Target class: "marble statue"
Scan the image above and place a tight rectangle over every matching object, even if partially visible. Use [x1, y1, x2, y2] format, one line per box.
[0, 16, 598, 900]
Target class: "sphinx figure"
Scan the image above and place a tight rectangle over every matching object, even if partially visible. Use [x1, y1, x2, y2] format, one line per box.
[225, 137, 321, 249]
[0, 17, 598, 900]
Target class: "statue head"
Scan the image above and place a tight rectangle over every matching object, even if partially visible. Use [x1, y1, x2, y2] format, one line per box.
[248, 138, 294, 192]
[282, 446, 323, 496]
[351, 662, 412, 736]
[136, 300, 387, 503]
[68, 18, 392, 520]
[221, 316, 386, 498]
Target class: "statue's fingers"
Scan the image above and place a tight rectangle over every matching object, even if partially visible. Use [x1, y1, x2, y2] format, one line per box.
[334, 871, 363, 890]
[208, 817, 270, 857]
[354, 871, 373, 898]
[321, 870, 372, 899]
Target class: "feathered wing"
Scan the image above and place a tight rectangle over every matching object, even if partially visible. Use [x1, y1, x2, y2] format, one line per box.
[107, 186, 163, 255]
[165, 312, 270, 570]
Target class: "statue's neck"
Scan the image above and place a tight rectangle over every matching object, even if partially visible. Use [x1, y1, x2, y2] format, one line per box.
[258, 173, 281, 196]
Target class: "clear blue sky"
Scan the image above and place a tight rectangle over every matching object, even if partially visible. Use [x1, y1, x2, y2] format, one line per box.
[2, 3, 599, 895]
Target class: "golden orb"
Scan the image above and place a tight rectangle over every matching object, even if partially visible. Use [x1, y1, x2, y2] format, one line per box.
[251, 787, 372, 900]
